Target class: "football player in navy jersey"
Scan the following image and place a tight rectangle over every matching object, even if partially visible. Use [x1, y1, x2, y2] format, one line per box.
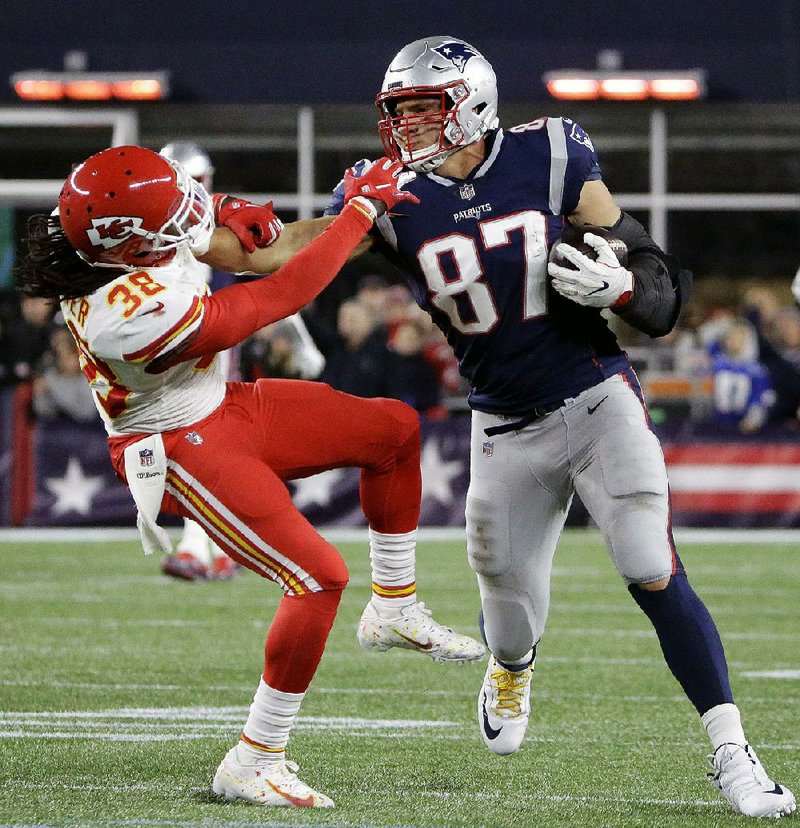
[325, 35, 794, 819]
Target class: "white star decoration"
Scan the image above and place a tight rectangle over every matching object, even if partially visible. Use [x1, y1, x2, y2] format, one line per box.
[45, 456, 106, 516]
[421, 437, 463, 506]
[291, 468, 344, 509]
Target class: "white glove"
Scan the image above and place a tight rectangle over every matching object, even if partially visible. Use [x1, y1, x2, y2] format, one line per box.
[792, 266, 800, 305]
[548, 232, 634, 309]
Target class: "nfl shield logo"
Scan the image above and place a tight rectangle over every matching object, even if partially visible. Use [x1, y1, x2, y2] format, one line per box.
[459, 183, 476, 201]
[185, 431, 204, 446]
[482, 441, 494, 457]
[139, 448, 155, 467]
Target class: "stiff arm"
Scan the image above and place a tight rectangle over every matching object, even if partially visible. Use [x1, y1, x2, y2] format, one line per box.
[199, 216, 374, 275]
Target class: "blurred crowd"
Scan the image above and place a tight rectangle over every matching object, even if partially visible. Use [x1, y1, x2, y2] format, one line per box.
[3, 271, 799, 435]
[619, 283, 800, 434]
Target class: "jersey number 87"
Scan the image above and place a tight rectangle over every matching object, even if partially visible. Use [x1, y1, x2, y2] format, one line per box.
[416, 210, 548, 334]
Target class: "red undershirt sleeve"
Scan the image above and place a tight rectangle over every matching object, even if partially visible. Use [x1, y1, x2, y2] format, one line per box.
[149, 203, 373, 372]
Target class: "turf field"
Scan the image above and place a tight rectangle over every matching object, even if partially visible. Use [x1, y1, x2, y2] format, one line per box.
[1, 529, 798, 828]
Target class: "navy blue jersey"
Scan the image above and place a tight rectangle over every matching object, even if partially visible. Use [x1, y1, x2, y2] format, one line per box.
[710, 354, 773, 427]
[375, 117, 630, 415]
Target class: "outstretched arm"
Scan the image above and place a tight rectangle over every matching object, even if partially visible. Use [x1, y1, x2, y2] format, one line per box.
[152, 160, 417, 370]
[198, 216, 337, 275]
[199, 216, 374, 274]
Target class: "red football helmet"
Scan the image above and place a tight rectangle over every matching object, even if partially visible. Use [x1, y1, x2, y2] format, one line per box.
[58, 145, 214, 270]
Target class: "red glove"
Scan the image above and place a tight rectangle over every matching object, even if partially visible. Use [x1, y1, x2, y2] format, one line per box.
[343, 157, 419, 220]
[212, 193, 283, 253]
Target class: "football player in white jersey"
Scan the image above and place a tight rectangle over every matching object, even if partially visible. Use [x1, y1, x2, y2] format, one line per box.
[158, 140, 241, 580]
[16, 145, 485, 808]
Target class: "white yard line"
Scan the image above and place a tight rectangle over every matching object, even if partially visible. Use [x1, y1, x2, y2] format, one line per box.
[2, 527, 800, 544]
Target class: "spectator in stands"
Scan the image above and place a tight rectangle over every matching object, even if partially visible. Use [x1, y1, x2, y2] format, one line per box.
[32, 325, 97, 422]
[316, 299, 394, 398]
[772, 307, 800, 369]
[354, 274, 391, 327]
[709, 318, 775, 433]
[744, 288, 800, 426]
[241, 316, 325, 381]
[386, 318, 444, 417]
[0, 295, 54, 386]
[411, 308, 465, 400]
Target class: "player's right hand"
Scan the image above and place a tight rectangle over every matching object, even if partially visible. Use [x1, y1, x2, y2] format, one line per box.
[343, 158, 419, 221]
[213, 194, 284, 253]
[324, 158, 373, 216]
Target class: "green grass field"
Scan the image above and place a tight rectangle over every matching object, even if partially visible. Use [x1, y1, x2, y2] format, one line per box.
[1, 529, 798, 827]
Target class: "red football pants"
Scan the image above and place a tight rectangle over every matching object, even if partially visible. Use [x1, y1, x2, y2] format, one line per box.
[110, 379, 422, 691]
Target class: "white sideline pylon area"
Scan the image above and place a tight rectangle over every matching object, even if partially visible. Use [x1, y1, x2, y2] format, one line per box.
[0, 526, 799, 545]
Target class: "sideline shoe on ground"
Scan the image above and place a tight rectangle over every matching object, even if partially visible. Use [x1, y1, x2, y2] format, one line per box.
[478, 654, 532, 755]
[161, 550, 209, 581]
[209, 555, 243, 581]
[708, 742, 796, 818]
[212, 746, 334, 808]
[357, 601, 486, 664]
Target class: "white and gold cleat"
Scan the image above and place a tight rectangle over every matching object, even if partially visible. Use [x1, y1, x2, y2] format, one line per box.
[212, 746, 333, 808]
[478, 654, 533, 755]
[357, 600, 486, 664]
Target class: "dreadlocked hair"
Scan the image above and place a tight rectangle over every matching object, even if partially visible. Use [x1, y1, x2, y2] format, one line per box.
[14, 214, 123, 300]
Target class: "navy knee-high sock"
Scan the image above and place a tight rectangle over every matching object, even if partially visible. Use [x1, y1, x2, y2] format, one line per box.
[628, 572, 733, 714]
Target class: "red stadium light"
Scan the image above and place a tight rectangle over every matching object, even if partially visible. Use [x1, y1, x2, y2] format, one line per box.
[14, 78, 63, 101]
[543, 70, 706, 101]
[600, 77, 649, 100]
[112, 79, 165, 101]
[65, 79, 113, 100]
[650, 77, 703, 100]
[545, 77, 601, 100]
[10, 70, 170, 101]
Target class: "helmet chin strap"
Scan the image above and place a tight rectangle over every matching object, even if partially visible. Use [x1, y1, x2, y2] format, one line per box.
[402, 128, 486, 174]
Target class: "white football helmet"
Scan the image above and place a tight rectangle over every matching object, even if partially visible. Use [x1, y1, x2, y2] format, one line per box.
[159, 140, 214, 191]
[377, 36, 499, 173]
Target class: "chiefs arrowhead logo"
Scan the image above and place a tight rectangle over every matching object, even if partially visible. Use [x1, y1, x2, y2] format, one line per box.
[86, 216, 154, 249]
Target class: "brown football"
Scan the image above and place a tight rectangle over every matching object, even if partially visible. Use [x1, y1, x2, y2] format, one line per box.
[549, 224, 629, 269]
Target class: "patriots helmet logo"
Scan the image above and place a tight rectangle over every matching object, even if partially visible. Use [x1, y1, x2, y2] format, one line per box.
[433, 41, 478, 72]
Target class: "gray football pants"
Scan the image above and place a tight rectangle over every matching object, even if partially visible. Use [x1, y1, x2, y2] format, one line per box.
[466, 373, 674, 664]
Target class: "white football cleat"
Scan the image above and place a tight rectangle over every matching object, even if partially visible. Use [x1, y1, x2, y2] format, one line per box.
[708, 743, 796, 818]
[212, 746, 334, 808]
[357, 600, 486, 664]
[478, 654, 533, 755]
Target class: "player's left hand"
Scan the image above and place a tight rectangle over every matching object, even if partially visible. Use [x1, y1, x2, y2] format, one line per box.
[213, 194, 284, 253]
[548, 232, 634, 309]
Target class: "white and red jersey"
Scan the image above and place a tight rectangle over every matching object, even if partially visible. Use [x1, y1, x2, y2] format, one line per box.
[61, 248, 225, 436]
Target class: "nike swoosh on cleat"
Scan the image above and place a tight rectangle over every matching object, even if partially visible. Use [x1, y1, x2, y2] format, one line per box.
[267, 781, 316, 808]
[393, 629, 434, 650]
[768, 784, 784, 795]
[481, 693, 503, 740]
[587, 396, 609, 415]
